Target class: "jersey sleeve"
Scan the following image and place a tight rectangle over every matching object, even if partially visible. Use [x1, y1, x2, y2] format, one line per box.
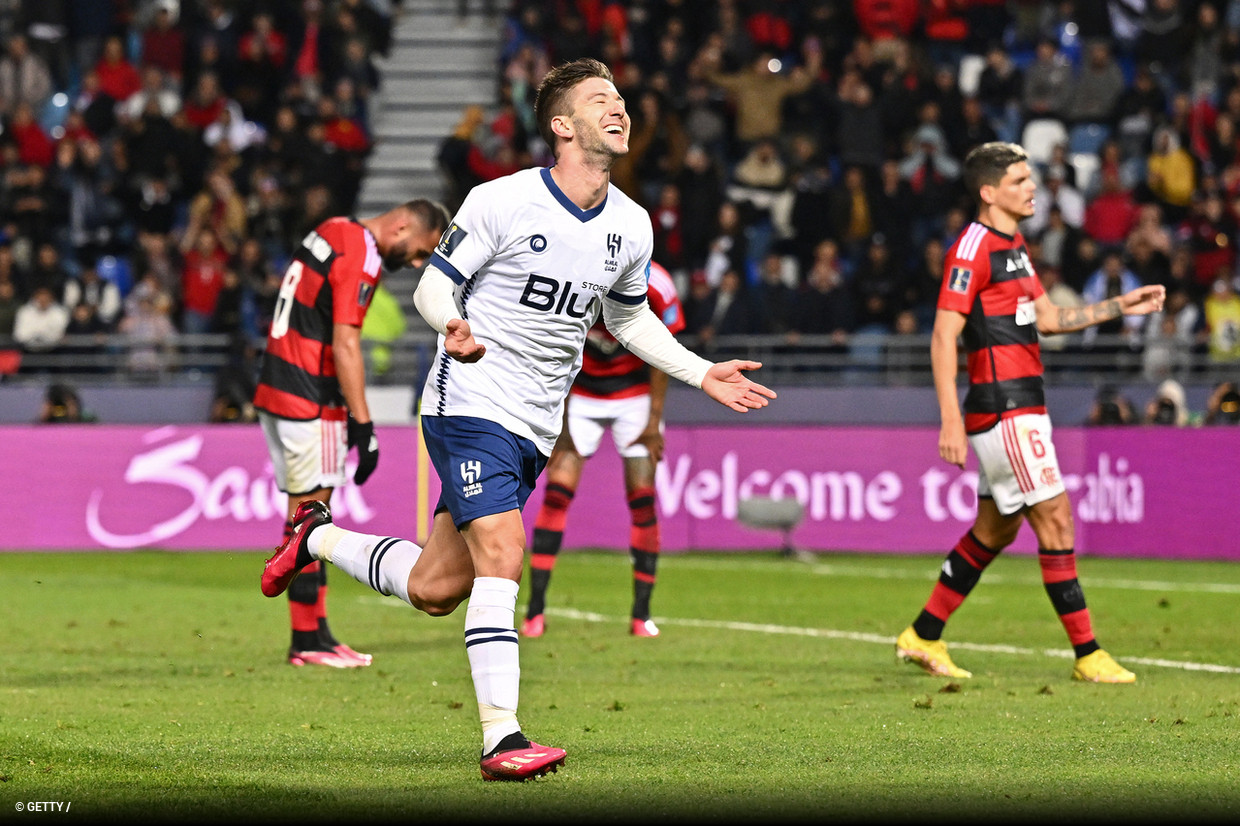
[647, 264, 686, 335]
[1027, 268, 1046, 300]
[426, 182, 503, 285]
[330, 223, 379, 327]
[937, 245, 987, 315]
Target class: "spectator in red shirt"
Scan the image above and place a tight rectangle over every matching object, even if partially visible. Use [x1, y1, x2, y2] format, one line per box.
[183, 70, 231, 131]
[9, 102, 55, 167]
[290, 0, 330, 90]
[180, 228, 229, 334]
[94, 35, 142, 104]
[318, 97, 371, 153]
[1177, 189, 1238, 295]
[853, 0, 919, 50]
[55, 110, 95, 149]
[240, 11, 288, 69]
[1083, 168, 1141, 247]
[141, 5, 186, 80]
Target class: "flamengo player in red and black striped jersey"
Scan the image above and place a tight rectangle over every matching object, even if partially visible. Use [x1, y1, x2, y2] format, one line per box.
[255, 199, 448, 668]
[521, 261, 685, 639]
[896, 142, 1165, 684]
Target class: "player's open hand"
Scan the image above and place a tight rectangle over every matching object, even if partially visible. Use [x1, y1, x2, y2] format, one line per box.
[701, 360, 776, 413]
[1121, 284, 1166, 316]
[444, 318, 485, 363]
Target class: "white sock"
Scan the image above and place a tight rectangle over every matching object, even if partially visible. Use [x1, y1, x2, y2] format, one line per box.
[307, 524, 420, 605]
[465, 576, 522, 755]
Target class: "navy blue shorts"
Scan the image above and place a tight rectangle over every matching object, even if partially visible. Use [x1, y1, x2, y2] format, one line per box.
[421, 415, 548, 528]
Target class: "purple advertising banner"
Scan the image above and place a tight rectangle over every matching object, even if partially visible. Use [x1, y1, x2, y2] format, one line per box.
[543, 426, 1239, 559]
[2, 424, 1237, 559]
[0, 425, 428, 550]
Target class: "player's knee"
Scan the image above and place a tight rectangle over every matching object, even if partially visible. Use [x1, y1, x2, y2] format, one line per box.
[409, 586, 466, 617]
[975, 522, 1020, 551]
[418, 598, 463, 617]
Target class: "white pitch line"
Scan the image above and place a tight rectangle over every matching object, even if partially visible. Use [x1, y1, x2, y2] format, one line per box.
[542, 606, 1240, 675]
[660, 556, 1240, 595]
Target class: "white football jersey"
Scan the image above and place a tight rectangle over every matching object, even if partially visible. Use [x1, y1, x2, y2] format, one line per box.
[421, 166, 655, 454]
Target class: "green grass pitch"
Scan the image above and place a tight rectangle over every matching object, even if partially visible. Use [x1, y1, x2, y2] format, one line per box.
[2, 548, 1238, 823]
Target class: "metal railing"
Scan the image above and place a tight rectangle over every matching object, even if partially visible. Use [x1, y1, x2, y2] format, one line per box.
[1, 333, 243, 386]
[2, 331, 1234, 390]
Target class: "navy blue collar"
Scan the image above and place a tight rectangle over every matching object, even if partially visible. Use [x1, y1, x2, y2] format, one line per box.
[540, 167, 608, 223]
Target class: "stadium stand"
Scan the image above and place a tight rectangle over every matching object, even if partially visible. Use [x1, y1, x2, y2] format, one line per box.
[0, 0, 1237, 422]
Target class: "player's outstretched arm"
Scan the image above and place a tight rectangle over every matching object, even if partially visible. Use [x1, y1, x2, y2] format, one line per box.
[700, 360, 776, 412]
[606, 297, 774, 412]
[1036, 284, 1165, 335]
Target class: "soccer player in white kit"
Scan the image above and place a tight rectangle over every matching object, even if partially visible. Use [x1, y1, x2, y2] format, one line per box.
[261, 58, 776, 781]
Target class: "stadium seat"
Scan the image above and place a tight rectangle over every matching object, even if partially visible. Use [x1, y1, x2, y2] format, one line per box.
[1071, 151, 1101, 195]
[96, 255, 132, 298]
[1068, 122, 1111, 156]
[957, 54, 986, 98]
[39, 92, 69, 135]
[1021, 118, 1069, 165]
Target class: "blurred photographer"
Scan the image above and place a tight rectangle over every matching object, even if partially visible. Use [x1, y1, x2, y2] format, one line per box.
[1087, 384, 1136, 425]
[1204, 381, 1240, 425]
[1142, 378, 1190, 426]
[38, 383, 95, 423]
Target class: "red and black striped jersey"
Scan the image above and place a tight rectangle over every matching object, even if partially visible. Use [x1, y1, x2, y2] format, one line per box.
[938, 221, 1047, 434]
[572, 261, 685, 400]
[253, 217, 381, 420]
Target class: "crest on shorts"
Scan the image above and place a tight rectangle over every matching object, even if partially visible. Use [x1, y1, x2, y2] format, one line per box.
[947, 266, 973, 294]
[460, 459, 483, 498]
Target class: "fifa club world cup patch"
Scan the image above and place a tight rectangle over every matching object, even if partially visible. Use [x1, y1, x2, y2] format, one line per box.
[357, 280, 374, 307]
[947, 265, 973, 294]
[437, 223, 468, 257]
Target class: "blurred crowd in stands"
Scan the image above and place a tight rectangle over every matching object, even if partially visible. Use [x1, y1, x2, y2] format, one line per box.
[3, 0, 1240, 422]
[0, 0, 394, 383]
[438, 0, 1240, 393]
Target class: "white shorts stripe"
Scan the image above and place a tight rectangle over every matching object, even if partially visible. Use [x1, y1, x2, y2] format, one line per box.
[1001, 417, 1034, 492]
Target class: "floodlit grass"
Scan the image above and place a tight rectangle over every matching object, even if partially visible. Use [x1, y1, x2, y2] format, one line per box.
[2, 549, 1238, 823]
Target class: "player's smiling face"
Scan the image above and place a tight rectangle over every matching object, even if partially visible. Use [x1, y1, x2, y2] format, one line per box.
[567, 77, 629, 158]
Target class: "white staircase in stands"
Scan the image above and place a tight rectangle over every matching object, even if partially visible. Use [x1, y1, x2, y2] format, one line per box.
[356, 0, 503, 217]
[356, 0, 503, 344]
